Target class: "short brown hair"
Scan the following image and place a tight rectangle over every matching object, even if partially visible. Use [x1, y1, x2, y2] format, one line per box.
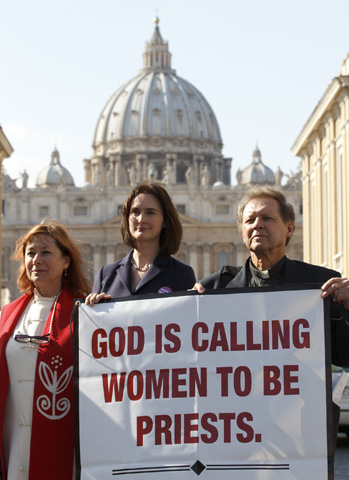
[121, 182, 182, 257]
[13, 220, 91, 296]
[236, 187, 295, 246]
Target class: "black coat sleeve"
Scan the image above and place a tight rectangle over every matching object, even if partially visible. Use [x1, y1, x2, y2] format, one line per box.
[200, 266, 242, 289]
[200, 270, 221, 289]
[330, 302, 349, 367]
[92, 266, 105, 294]
[178, 265, 196, 291]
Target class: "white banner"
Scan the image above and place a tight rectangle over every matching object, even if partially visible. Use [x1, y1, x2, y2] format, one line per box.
[74, 287, 332, 480]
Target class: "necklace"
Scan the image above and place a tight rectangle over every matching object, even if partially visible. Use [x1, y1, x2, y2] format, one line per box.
[130, 256, 151, 272]
[15, 291, 61, 345]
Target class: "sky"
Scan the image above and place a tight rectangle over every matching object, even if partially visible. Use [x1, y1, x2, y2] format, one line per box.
[1, 0, 349, 188]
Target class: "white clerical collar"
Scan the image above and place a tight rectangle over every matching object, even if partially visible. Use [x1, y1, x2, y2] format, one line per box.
[259, 270, 270, 279]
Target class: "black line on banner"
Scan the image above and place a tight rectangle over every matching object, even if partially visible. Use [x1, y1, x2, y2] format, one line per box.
[111, 463, 290, 476]
[206, 467, 289, 471]
[206, 463, 290, 468]
[113, 465, 190, 471]
[112, 467, 191, 476]
[73, 299, 83, 480]
[206, 466, 290, 471]
[324, 296, 335, 480]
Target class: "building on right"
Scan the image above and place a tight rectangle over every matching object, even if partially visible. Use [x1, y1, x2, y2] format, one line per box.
[292, 53, 349, 275]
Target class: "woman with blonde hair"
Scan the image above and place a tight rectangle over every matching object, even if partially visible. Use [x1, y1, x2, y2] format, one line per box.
[0, 220, 90, 480]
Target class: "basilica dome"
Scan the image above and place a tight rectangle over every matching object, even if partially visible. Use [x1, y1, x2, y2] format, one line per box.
[36, 148, 75, 188]
[238, 146, 275, 185]
[86, 19, 231, 188]
[93, 19, 222, 154]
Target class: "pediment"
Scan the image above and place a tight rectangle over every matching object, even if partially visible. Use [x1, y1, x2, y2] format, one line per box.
[102, 215, 122, 226]
[178, 213, 204, 226]
[205, 193, 231, 203]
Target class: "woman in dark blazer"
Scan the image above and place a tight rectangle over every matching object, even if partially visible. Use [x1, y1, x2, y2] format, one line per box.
[86, 182, 195, 305]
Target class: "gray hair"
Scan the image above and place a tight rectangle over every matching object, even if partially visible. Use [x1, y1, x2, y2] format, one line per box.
[236, 187, 295, 246]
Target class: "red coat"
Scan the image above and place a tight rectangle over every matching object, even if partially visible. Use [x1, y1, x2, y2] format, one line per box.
[0, 287, 78, 480]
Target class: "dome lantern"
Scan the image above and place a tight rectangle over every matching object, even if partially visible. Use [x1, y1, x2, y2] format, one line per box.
[36, 148, 75, 188]
[240, 146, 275, 185]
[142, 17, 175, 74]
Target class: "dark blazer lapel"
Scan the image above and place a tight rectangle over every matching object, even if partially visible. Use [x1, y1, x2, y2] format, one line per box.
[116, 252, 133, 295]
[134, 255, 168, 293]
[225, 258, 249, 288]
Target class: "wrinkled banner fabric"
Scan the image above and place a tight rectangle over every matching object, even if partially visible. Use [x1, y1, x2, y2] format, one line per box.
[73, 286, 333, 480]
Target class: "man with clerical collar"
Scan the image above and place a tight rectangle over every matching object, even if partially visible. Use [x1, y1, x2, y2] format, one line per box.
[194, 186, 349, 446]
[194, 186, 349, 367]
[246, 256, 286, 286]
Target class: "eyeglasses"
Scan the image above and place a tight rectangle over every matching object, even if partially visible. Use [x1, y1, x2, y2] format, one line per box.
[14, 333, 50, 345]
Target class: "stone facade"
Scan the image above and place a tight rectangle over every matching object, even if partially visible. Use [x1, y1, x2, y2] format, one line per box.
[292, 53, 349, 275]
[0, 127, 14, 307]
[1, 20, 303, 303]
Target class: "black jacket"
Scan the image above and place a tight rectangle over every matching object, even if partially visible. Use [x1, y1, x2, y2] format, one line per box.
[93, 250, 196, 298]
[200, 257, 349, 367]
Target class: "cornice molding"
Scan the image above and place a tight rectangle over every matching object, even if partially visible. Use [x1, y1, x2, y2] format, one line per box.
[292, 76, 349, 155]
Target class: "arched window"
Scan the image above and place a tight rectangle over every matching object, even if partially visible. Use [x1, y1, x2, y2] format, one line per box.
[177, 163, 187, 184]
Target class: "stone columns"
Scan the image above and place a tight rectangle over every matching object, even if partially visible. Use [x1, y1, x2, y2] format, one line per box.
[107, 160, 115, 188]
[214, 156, 222, 182]
[188, 244, 199, 279]
[164, 153, 177, 186]
[342, 95, 349, 274]
[93, 246, 103, 278]
[193, 155, 204, 185]
[302, 151, 311, 262]
[202, 244, 212, 278]
[113, 155, 122, 186]
[326, 114, 337, 262]
[83, 159, 92, 184]
[92, 157, 104, 187]
[135, 154, 148, 183]
[235, 244, 247, 267]
[314, 135, 323, 264]
[106, 245, 115, 265]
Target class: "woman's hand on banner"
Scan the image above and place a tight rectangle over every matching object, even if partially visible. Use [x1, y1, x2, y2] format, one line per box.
[85, 292, 112, 306]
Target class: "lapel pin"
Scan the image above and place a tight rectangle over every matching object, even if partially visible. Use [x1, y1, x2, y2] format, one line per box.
[158, 286, 172, 293]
